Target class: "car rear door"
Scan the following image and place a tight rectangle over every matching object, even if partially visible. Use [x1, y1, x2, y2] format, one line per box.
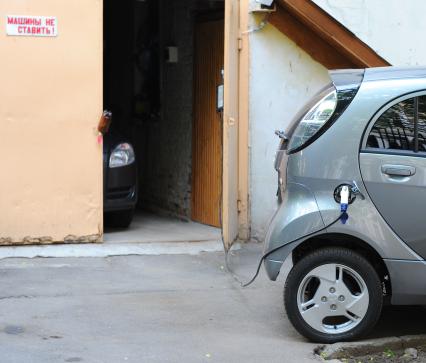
[360, 93, 426, 259]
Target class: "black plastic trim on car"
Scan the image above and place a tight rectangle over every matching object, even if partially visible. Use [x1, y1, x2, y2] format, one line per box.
[360, 148, 426, 159]
[107, 186, 134, 200]
[287, 70, 365, 155]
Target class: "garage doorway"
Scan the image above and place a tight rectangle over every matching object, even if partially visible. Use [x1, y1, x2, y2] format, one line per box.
[103, 0, 225, 242]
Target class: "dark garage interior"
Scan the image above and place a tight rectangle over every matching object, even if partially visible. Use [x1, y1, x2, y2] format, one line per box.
[103, 0, 225, 239]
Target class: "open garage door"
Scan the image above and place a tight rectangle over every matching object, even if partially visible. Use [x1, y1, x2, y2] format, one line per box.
[0, 1, 103, 243]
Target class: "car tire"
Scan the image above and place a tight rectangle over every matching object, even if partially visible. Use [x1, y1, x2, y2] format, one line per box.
[284, 247, 383, 343]
[105, 209, 135, 228]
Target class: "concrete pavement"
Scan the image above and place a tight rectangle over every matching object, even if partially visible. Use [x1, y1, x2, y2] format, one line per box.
[1, 243, 426, 363]
[0, 243, 316, 363]
[0, 212, 224, 259]
[103, 212, 222, 244]
[0, 240, 224, 259]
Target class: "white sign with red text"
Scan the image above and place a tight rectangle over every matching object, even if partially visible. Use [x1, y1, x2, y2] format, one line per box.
[6, 15, 57, 37]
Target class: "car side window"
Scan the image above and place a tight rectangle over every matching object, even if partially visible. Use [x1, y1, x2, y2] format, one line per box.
[367, 98, 415, 150]
[417, 96, 426, 152]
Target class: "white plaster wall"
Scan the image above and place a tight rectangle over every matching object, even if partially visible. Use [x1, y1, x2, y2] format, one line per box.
[249, 23, 330, 241]
[312, 0, 426, 66]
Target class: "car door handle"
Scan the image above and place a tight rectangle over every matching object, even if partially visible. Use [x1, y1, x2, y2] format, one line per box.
[381, 164, 416, 177]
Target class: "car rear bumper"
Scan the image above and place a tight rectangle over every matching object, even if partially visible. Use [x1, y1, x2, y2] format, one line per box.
[263, 182, 325, 281]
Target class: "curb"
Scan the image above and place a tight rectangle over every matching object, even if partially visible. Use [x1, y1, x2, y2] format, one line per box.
[316, 334, 426, 360]
[0, 240, 226, 259]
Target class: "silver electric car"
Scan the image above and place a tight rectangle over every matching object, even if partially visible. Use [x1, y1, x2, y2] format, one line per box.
[265, 66, 426, 343]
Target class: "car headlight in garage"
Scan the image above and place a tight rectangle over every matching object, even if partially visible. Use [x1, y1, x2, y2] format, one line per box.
[109, 143, 135, 168]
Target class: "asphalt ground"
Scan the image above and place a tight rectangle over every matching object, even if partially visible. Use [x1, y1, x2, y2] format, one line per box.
[0, 243, 425, 363]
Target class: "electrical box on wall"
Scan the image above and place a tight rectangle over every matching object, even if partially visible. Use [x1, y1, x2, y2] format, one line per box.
[249, 0, 276, 13]
[165, 46, 178, 63]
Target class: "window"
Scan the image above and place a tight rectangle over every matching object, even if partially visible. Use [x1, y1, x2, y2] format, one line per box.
[367, 98, 414, 150]
[418, 96, 426, 151]
[367, 95, 426, 153]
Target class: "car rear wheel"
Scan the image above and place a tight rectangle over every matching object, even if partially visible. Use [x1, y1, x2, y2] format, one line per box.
[284, 247, 383, 343]
[105, 209, 135, 228]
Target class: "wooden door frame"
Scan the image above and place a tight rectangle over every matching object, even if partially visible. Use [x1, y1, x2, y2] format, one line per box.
[237, 0, 250, 241]
[223, 0, 250, 248]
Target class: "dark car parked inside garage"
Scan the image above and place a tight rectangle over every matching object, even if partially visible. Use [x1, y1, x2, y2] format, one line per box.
[103, 131, 138, 228]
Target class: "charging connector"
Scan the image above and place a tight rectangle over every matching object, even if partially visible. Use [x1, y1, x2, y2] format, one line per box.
[340, 185, 349, 212]
[333, 183, 359, 224]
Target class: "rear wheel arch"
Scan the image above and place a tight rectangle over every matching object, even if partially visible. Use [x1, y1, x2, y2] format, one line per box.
[291, 233, 391, 299]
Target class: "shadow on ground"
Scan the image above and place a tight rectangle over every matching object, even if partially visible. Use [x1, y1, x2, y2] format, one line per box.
[369, 306, 426, 338]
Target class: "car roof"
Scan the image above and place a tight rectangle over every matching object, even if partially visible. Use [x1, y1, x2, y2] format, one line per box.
[330, 66, 426, 83]
[364, 66, 426, 82]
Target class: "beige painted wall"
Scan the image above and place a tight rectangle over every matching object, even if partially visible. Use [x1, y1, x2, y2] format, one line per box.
[0, 0, 103, 243]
